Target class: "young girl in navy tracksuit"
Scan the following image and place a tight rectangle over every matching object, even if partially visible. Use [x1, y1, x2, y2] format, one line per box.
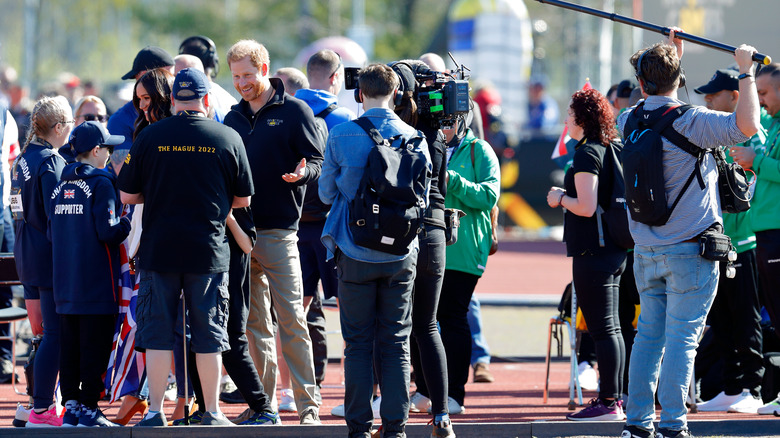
[50, 121, 130, 427]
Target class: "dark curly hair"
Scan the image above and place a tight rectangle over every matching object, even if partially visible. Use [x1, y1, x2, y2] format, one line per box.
[132, 68, 174, 139]
[569, 88, 617, 147]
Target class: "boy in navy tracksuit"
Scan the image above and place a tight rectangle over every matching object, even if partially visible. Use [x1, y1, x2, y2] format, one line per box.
[50, 121, 131, 427]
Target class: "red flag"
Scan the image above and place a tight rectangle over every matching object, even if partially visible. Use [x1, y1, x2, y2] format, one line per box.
[551, 126, 570, 159]
[551, 79, 591, 160]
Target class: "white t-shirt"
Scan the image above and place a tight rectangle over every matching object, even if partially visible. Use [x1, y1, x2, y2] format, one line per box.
[2, 111, 18, 206]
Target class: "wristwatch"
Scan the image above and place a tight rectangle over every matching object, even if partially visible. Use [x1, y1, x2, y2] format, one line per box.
[738, 72, 752, 80]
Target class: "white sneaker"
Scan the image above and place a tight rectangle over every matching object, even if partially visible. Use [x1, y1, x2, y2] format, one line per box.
[409, 391, 431, 413]
[372, 396, 381, 419]
[220, 375, 236, 394]
[727, 389, 763, 413]
[331, 397, 381, 419]
[164, 371, 177, 402]
[13, 403, 31, 427]
[427, 396, 464, 415]
[757, 392, 780, 415]
[164, 382, 177, 402]
[696, 391, 741, 412]
[331, 403, 345, 417]
[577, 362, 599, 391]
[279, 388, 297, 413]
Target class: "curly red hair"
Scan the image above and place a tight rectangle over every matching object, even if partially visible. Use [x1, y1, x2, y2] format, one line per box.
[569, 88, 617, 147]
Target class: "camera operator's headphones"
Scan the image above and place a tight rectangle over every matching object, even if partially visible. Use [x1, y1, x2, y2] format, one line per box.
[354, 63, 411, 107]
[389, 61, 417, 107]
[635, 47, 685, 95]
[354, 86, 401, 106]
[179, 35, 219, 78]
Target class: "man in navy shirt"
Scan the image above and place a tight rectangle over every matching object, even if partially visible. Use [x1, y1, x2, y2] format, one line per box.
[119, 68, 253, 427]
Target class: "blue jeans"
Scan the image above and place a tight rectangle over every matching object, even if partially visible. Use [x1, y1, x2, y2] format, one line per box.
[336, 250, 415, 438]
[627, 242, 718, 432]
[467, 296, 490, 366]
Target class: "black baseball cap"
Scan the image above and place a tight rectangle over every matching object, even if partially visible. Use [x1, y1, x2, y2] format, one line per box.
[694, 69, 739, 95]
[616, 79, 637, 98]
[122, 46, 175, 80]
[69, 121, 124, 155]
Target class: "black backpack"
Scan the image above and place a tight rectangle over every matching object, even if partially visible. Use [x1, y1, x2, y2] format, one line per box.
[349, 117, 431, 255]
[596, 141, 634, 249]
[621, 102, 705, 226]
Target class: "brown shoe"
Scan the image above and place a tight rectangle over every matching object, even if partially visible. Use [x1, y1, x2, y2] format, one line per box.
[473, 362, 495, 383]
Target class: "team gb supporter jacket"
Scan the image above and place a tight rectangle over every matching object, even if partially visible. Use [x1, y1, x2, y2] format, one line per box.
[50, 162, 131, 315]
[11, 142, 66, 288]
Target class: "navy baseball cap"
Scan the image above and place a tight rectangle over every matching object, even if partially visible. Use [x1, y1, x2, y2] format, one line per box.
[69, 121, 124, 155]
[172, 68, 210, 101]
[695, 69, 739, 95]
[616, 79, 637, 98]
[122, 46, 174, 80]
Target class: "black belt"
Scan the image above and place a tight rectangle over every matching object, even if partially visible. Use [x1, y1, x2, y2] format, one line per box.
[424, 208, 446, 228]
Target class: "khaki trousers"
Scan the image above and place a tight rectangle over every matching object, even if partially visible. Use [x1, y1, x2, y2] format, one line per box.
[246, 229, 318, 414]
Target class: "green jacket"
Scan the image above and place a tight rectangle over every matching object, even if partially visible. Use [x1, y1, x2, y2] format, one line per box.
[749, 110, 780, 233]
[444, 129, 500, 277]
[724, 112, 768, 253]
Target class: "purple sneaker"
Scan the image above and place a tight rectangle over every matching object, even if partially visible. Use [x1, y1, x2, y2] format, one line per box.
[566, 398, 624, 421]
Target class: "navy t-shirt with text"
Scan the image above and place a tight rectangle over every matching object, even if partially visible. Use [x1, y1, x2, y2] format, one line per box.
[118, 113, 254, 274]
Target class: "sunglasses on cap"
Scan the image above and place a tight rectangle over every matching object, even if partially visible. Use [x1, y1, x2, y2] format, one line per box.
[80, 114, 108, 123]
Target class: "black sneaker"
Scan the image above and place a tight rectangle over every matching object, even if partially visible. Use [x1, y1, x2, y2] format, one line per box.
[621, 424, 653, 438]
[655, 428, 693, 438]
[219, 388, 246, 404]
[78, 407, 120, 427]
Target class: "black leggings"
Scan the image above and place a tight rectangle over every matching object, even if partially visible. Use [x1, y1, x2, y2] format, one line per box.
[572, 250, 626, 400]
[408, 225, 448, 415]
[618, 251, 639, 394]
[415, 269, 480, 407]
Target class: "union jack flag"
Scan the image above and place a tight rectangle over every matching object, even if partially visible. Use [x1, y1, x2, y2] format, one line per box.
[64, 189, 75, 199]
[104, 206, 145, 402]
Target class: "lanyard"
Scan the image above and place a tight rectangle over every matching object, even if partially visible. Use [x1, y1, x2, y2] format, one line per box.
[446, 136, 466, 165]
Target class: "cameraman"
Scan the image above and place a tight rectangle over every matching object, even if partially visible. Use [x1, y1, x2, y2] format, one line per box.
[398, 59, 500, 419]
[387, 60, 454, 438]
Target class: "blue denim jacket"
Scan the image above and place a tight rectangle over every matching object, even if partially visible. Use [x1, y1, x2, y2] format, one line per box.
[319, 107, 431, 262]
